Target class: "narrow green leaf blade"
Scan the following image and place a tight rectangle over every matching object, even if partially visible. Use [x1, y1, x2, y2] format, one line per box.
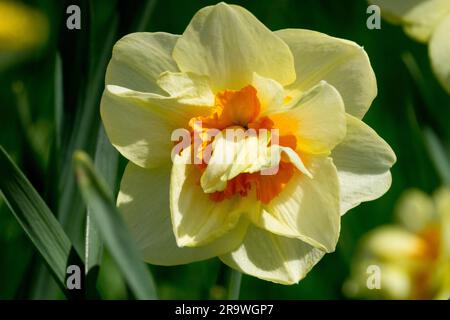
[423, 128, 450, 186]
[57, 13, 119, 255]
[54, 52, 63, 152]
[0, 146, 77, 290]
[132, 0, 158, 32]
[86, 125, 119, 271]
[85, 125, 118, 297]
[74, 151, 157, 300]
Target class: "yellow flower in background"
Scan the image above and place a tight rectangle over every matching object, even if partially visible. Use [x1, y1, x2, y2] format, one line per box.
[369, 0, 450, 93]
[0, 0, 48, 69]
[101, 2, 396, 284]
[0, 1, 48, 52]
[344, 188, 450, 299]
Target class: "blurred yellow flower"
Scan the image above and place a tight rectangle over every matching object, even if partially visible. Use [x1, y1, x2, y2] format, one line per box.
[369, 0, 450, 93]
[101, 2, 396, 284]
[0, 1, 48, 52]
[344, 188, 450, 299]
[0, 1, 48, 68]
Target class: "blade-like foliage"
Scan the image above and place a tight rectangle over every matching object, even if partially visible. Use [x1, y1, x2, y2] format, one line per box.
[424, 128, 450, 187]
[0, 146, 82, 297]
[85, 125, 118, 297]
[74, 151, 157, 299]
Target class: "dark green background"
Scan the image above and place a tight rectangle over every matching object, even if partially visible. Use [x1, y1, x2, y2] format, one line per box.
[1, 0, 449, 299]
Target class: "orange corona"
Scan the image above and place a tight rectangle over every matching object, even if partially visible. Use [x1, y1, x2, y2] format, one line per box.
[189, 85, 300, 204]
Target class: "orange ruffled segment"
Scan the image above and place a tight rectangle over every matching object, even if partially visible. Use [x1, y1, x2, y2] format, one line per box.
[190, 85, 261, 130]
[209, 162, 296, 204]
[412, 224, 442, 299]
[189, 85, 301, 204]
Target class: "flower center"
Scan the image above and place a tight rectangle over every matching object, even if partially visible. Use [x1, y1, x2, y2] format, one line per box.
[188, 85, 300, 204]
[411, 224, 442, 299]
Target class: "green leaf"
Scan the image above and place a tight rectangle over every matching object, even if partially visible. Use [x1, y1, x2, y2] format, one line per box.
[402, 52, 436, 109]
[423, 128, 450, 187]
[54, 53, 63, 153]
[132, 0, 158, 32]
[25, 52, 66, 300]
[0, 146, 82, 297]
[74, 151, 157, 300]
[57, 9, 119, 255]
[85, 124, 118, 297]
[83, 1, 157, 294]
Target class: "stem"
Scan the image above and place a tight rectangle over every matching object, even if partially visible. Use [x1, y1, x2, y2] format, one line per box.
[226, 268, 242, 300]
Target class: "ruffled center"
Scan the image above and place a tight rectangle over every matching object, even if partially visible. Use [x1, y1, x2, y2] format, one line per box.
[188, 85, 303, 204]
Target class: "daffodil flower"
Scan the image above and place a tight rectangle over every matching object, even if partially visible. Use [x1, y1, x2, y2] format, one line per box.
[0, 1, 48, 68]
[344, 188, 450, 299]
[101, 2, 396, 284]
[369, 0, 450, 93]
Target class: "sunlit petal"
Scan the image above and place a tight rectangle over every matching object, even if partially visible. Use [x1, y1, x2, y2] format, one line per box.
[173, 3, 296, 91]
[220, 224, 325, 284]
[276, 29, 377, 119]
[118, 163, 248, 265]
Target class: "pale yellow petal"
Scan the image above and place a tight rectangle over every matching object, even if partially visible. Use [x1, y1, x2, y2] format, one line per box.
[118, 163, 248, 266]
[429, 14, 450, 94]
[270, 81, 346, 155]
[378, 265, 412, 299]
[395, 189, 435, 232]
[100, 84, 211, 168]
[369, 0, 450, 42]
[220, 224, 325, 284]
[273, 145, 313, 178]
[173, 3, 295, 91]
[157, 71, 215, 105]
[248, 157, 341, 252]
[361, 226, 428, 261]
[200, 129, 312, 194]
[331, 114, 396, 215]
[200, 129, 274, 193]
[170, 147, 255, 247]
[106, 32, 179, 94]
[251, 73, 286, 115]
[276, 29, 377, 119]
[344, 261, 412, 299]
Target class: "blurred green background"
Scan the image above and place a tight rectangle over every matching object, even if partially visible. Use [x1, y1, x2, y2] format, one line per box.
[1, 0, 449, 299]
